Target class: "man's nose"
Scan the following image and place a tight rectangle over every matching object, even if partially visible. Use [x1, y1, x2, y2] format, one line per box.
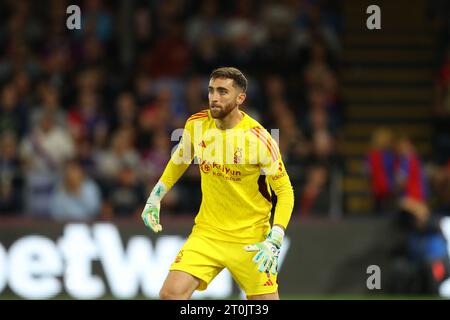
[210, 92, 219, 102]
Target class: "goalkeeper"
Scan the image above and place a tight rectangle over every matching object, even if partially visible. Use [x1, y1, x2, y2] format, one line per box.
[141, 67, 294, 300]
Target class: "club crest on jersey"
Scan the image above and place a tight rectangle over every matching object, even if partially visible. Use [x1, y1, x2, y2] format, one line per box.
[234, 147, 243, 164]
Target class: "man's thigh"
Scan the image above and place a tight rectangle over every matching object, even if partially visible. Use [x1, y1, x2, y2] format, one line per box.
[169, 234, 225, 291]
[225, 241, 278, 297]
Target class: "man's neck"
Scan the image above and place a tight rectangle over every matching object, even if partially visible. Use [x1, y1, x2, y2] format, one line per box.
[215, 108, 243, 130]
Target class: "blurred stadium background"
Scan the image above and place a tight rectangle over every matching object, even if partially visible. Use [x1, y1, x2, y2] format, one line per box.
[1, 0, 450, 299]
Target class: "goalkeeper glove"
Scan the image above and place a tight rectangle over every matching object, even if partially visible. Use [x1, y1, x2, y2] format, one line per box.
[244, 225, 284, 275]
[141, 181, 167, 233]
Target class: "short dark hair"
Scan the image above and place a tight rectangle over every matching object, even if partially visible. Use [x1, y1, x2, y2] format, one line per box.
[210, 67, 248, 92]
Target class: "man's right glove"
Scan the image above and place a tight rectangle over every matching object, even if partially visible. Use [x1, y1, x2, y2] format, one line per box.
[141, 181, 167, 233]
[244, 225, 284, 275]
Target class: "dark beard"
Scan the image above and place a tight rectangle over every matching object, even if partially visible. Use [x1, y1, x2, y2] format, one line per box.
[210, 102, 236, 119]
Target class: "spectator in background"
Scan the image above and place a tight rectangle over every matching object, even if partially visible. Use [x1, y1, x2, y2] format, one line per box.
[1, 10, 43, 80]
[295, 2, 342, 59]
[186, 0, 223, 46]
[78, 0, 113, 44]
[152, 84, 187, 130]
[300, 161, 330, 217]
[67, 89, 109, 148]
[365, 128, 396, 214]
[134, 71, 155, 107]
[268, 98, 305, 159]
[255, 3, 299, 76]
[303, 40, 342, 126]
[102, 163, 147, 219]
[386, 135, 450, 294]
[433, 47, 450, 165]
[186, 0, 224, 74]
[94, 128, 140, 191]
[222, 18, 257, 73]
[388, 194, 450, 295]
[21, 110, 75, 173]
[261, 74, 290, 119]
[0, 132, 23, 215]
[304, 39, 336, 90]
[395, 135, 429, 205]
[184, 75, 208, 115]
[41, 37, 73, 90]
[136, 106, 157, 155]
[141, 88, 176, 133]
[191, 33, 223, 76]
[32, 81, 66, 128]
[75, 67, 104, 96]
[437, 45, 450, 112]
[304, 102, 336, 139]
[429, 158, 450, 213]
[305, 85, 340, 132]
[79, 35, 105, 66]
[109, 91, 138, 133]
[144, 21, 191, 77]
[12, 70, 34, 107]
[133, 3, 154, 53]
[0, 83, 28, 139]
[50, 159, 101, 221]
[75, 138, 98, 179]
[20, 110, 75, 218]
[299, 130, 338, 217]
[427, 0, 450, 64]
[435, 46, 450, 117]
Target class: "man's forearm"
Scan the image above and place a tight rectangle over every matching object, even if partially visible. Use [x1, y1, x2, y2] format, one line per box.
[142, 155, 191, 233]
[272, 182, 294, 229]
[159, 159, 191, 191]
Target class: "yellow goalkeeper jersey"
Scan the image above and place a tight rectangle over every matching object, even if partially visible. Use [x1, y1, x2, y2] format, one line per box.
[160, 109, 294, 243]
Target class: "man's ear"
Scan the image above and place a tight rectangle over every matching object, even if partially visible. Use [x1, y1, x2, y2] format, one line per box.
[237, 92, 246, 106]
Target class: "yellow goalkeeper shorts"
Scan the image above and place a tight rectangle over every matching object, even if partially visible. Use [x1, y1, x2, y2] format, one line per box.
[169, 233, 278, 296]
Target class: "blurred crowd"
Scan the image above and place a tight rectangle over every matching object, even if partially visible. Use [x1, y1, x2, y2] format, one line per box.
[364, 0, 450, 219]
[429, 0, 450, 209]
[365, 127, 450, 294]
[363, 2, 450, 294]
[0, 0, 344, 221]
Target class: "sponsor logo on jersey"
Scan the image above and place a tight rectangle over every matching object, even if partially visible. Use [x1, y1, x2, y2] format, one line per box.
[200, 160, 212, 174]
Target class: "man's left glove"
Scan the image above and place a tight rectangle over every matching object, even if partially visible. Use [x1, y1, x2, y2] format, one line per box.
[244, 226, 284, 275]
[141, 201, 162, 233]
[141, 181, 167, 233]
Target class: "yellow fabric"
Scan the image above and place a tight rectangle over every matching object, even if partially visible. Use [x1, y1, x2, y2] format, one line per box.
[170, 234, 278, 295]
[160, 109, 294, 243]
